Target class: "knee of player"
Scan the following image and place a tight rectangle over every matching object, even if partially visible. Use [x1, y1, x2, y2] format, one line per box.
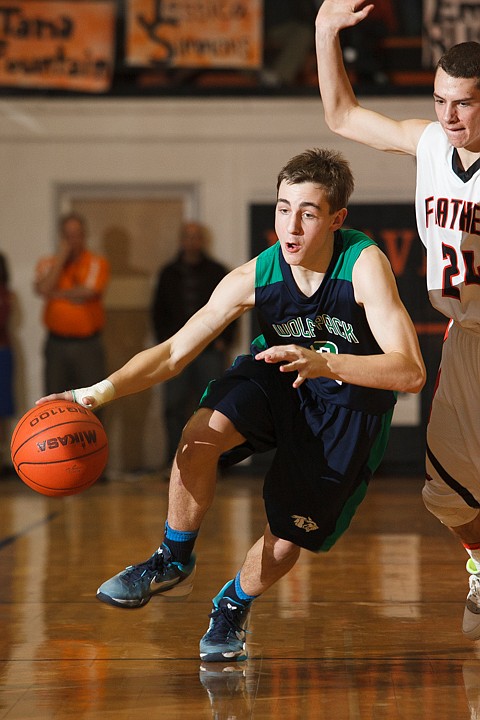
[264, 525, 301, 562]
[422, 479, 479, 527]
[178, 413, 226, 462]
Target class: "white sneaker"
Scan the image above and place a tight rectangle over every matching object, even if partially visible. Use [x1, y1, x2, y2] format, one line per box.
[463, 574, 480, 640]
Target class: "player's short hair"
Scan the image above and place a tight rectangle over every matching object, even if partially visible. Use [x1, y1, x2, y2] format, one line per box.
[437, 42, 480, 88]
[276, 147, 354, 213]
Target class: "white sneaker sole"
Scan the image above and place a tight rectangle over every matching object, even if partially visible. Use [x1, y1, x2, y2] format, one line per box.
[463, 602, 480, 640]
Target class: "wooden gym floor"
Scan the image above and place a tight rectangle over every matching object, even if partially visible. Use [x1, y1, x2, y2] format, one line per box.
[0, 469, 479, 719]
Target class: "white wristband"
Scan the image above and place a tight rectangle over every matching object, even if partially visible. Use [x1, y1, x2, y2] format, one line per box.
[71, 379, 115, 408]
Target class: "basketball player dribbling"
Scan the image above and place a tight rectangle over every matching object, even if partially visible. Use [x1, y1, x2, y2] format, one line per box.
[37, 148, 425, 661]
[315, 0, 480, 639]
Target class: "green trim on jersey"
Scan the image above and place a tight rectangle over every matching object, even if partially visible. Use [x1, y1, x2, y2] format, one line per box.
[317, 405, 394, 552]
[255, 243, 282, 288]
[251, 334, 268, 352]
[330, 229, 376, 282]
[255, 229, 376, 290]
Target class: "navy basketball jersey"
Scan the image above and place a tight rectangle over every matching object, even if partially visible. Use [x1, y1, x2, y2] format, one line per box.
[254, 229, 396, 414]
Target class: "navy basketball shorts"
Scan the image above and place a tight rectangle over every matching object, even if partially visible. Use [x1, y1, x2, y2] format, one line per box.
[199, 353, 392, 552]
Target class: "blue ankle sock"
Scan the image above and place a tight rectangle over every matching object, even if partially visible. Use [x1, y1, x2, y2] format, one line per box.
[163, 521, 198, 565]
[221, 572, 257, 606]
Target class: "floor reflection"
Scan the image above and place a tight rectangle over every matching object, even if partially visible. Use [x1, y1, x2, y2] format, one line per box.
[0, 474, 478, 718]
[464, 661, 480, 720]
[200, 661, 258, 719]
[197, 657, 479, 720]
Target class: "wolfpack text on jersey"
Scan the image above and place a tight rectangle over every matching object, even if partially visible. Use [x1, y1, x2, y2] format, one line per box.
[253, 229, 396, 414]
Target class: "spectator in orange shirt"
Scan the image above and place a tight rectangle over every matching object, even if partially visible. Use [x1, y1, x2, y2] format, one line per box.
[34, 212, 110, 396]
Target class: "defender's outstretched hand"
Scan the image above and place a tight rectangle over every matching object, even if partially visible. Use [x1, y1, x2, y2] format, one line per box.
[315, 0, 374, 33]
[256, 345, 329, 388]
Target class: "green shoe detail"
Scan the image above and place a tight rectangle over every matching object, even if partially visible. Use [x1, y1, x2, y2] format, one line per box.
[467, 557, 479, 575]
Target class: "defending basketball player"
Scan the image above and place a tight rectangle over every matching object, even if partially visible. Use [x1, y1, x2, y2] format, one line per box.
[37, 148, 425, 661]
[315, 0, 480, 640]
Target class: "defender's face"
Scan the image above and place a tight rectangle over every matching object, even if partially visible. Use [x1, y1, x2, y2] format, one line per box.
[275, 180, 346, 270]
[434, 68, 480, 151]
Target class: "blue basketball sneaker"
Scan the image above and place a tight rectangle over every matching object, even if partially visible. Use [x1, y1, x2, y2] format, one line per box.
[199, 582, 251, 662]
[96, 544, 196, 608]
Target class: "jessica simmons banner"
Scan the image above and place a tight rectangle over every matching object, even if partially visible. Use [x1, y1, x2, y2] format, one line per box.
[126, 0, 262, 69]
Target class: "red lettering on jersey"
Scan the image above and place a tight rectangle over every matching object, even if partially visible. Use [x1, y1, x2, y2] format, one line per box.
[424, 197, 480, 235]
[449, 198, 463, 228]
[463, 250, 480, 285]
[472, 204, 480, 236]
[459, 202, 474, 233]
[425, 197, 434, 227]
[436, 198, 449, 227]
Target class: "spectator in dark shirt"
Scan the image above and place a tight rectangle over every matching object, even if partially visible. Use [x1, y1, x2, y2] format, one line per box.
[261, 0, 317, 88]
[151, 222, 236, 474]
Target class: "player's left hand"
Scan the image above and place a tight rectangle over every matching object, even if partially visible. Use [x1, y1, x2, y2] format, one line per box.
[255, 345, 327, 388]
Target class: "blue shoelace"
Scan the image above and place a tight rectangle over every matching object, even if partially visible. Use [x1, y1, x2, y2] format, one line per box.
[123, 549, 166, 583]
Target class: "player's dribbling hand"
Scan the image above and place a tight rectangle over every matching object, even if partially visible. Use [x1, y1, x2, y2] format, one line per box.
[36, 380, 114, 409]
[315, 0, 374, 33]
[35, 390, 97, 408]
[255, 345, 330, 388]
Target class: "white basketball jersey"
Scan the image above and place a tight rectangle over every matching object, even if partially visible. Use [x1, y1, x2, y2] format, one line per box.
[416, 122, 480, 333]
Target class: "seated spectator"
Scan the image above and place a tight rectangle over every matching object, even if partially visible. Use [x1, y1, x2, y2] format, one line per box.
[340, 0, 399, 86]
[261, 0, 318, 88]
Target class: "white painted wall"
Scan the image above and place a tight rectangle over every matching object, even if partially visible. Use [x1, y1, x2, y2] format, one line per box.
[0, 95, 435, 413]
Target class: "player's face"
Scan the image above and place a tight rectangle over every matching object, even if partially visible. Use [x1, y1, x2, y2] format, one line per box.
[275, 180, 346, 270]
[433, 68, 480, 152]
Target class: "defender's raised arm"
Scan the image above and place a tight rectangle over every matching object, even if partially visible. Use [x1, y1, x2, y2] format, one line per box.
[315, 0, 428, 155]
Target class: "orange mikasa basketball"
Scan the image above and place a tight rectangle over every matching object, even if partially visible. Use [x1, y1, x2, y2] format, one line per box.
[10, 400, 108, 497]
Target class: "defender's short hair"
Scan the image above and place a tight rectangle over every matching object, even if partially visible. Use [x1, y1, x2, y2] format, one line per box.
[437, 42, 480, 87]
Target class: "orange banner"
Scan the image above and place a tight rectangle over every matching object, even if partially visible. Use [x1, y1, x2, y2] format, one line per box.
[126, 0, 262, 69]
[0, 0, 116, 93]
